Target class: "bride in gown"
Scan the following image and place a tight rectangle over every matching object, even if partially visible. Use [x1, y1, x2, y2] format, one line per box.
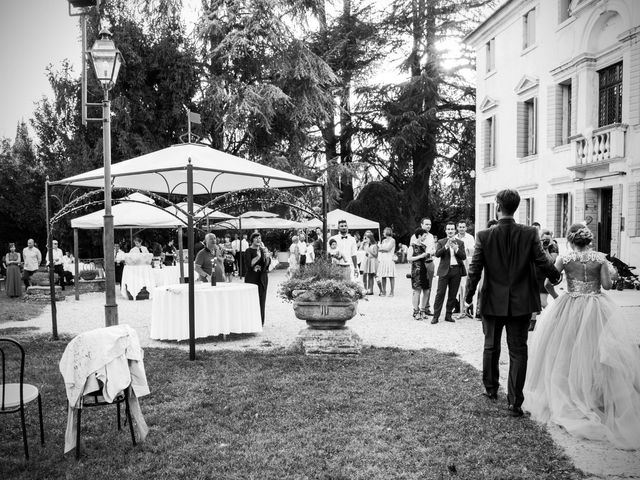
[523, 223, 640, 450]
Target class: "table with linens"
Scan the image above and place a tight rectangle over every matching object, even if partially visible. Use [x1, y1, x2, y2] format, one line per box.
[121, 265, 156, 300]
[150, 282, 262, 340]
[152, 265, 180, 287]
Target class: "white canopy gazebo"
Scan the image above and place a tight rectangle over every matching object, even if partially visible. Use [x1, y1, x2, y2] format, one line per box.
[49, 143, 324, 359]
[68, 193, 189, 297]
[304, 208, 379, 238]
[210, 210, 305, 231]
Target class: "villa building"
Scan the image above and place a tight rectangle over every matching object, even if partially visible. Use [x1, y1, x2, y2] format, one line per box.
[465, 0, 640, 267]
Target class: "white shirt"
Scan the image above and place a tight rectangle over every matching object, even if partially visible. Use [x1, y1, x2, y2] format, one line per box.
[231, 239, 240, 253]
[410, 232, 436, 255]
[22, 246, 42, 271]
[240, 239, 249, 252]
[115, 249, 127, 264]
[329, 233, 357, 266]
[457, 233, 475, 255]
[46, 247, 64, 266]
[130, 245, 150, 254]
[298, 241, 307, 256]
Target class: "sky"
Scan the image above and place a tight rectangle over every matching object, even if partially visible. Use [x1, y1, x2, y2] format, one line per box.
[0, 1, 81, 140]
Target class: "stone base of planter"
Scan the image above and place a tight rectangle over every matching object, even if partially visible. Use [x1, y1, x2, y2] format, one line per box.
[76, 279, 106, 293]
[289, 327, 362, 357]
[24, 286, 65, 303]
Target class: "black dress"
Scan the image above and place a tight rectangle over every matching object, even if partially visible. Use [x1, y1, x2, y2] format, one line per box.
[411, 243, 430, 290]
[243, 247, 270, 325]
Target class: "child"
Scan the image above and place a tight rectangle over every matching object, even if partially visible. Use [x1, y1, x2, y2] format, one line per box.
[223, 252, 235, 283]
[327, 239, 344, 265]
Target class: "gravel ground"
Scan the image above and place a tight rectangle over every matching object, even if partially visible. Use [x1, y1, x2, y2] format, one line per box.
[4, 262, 640, 479]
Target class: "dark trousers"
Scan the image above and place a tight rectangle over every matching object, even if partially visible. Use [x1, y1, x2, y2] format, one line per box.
[54, 264, 66, 289]
[115, 263, 124, 284]
[257, 283, 267, 325]
[22, 269, 36, 288]
[432, 265, 462, 320]
[482, 314, 529, 407]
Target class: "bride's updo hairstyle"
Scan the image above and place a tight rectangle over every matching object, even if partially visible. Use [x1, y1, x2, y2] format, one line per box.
[567, 223, 593, 247]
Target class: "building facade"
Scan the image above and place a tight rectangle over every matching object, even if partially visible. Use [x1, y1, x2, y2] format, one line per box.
[465, 0, 640, 267]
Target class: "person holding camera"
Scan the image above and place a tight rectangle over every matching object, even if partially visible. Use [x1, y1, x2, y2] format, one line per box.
[529, 228, 559, 331]
[407, 228, 432, 320]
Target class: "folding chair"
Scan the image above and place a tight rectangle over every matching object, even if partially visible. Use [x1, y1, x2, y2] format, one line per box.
[74, 382, 136, 460]
[0, 338, 45, 460]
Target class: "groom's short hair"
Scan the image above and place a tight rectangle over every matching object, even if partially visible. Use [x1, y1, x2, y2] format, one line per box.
[496, 189, 520, 216]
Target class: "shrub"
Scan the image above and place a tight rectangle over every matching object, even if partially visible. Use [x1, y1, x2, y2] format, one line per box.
[278, 258, 366, 302]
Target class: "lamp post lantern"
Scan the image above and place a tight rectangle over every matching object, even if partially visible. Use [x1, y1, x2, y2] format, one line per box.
[90, 27, 123, 327]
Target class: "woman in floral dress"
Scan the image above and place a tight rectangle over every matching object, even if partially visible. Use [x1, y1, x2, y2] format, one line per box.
[5, 243, 22, 297]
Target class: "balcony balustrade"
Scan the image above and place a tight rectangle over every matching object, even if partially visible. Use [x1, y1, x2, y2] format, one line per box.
[570, 124, 627, 171]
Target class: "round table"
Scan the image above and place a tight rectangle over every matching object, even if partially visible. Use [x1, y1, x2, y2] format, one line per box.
[150, 282, 262, 340]
[152, 266, 180, 287]
[121, 265, 155, 300]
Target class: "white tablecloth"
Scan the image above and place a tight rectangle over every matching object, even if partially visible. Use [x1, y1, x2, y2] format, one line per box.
[152, 266, 180, 287]
[121, 265, 155, 300]
[150, 283, 262, 340]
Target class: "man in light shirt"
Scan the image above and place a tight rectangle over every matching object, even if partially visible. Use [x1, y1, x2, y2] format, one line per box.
[46, 239, 66, 290]
[22, 238, 42, 288]
[432, 222, 466, 323]
[410, 217, 436, 314]
[329, 220, 359, 280]
[456, 221, 476, 317]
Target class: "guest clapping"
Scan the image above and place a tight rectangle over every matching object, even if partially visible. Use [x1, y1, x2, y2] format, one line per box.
[244, 232, 271, 325]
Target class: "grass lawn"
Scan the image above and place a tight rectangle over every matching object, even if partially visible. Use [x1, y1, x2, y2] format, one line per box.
[0, 294, 46, 324]
[0, 331, 582, 480]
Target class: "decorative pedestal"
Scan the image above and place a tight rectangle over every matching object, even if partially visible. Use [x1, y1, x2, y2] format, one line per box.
[77, 279, 106, 293]
[24, 285, 65, 303]
[289, 327, 362, 357]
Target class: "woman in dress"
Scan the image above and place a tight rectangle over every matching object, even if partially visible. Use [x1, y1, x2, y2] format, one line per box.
[288, 235, 300, 277]
[377, 227, 396, 296]
[4, 243, 22, 297]
[361, 231, 379, 295]
[407, 228, 431, 320]
[298, 233, 308, 267]
[244, 232, 271, 325]
[523, 224, 640, 450]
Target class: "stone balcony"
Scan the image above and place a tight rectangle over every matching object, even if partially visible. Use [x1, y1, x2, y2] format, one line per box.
[568, 124, 627, 176]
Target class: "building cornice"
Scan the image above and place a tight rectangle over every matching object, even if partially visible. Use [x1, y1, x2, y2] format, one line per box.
[550, 53, 596, 79]
[480, 96, 499, 113]
[516, 183, 539, 191]
[464, 0, 524, 47]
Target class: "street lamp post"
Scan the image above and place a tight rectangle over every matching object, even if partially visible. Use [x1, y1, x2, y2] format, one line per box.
[90, 28, 123, 326]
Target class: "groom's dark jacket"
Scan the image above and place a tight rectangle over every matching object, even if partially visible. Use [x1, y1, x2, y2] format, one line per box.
[465, 217, 560, 317]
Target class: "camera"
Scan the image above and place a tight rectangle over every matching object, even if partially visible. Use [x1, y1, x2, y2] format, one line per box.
[542, 238, 551, 247]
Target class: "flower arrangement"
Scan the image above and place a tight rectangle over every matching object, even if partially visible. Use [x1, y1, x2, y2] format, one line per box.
[79, 269, 98, 281]
[278, 258, 366, 303]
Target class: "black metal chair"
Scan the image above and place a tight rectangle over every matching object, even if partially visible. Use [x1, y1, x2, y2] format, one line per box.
[0, 337, 45, 460]
[74, 382, 137, 460]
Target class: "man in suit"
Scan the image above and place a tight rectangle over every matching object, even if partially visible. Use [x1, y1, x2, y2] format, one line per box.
[431, 222, 467, 324]
[464, 189, 561, 417]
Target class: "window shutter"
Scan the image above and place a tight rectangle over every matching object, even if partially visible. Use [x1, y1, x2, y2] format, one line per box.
[517, 102, 527, 158]
[529, 9, 536, 45]
[532, 97, 538, 155]
[490, 116, 496, 166]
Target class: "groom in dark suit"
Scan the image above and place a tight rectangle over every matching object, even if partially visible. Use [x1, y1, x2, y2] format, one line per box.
[432, 222, 467, 324]
[464, 189, 561, 417]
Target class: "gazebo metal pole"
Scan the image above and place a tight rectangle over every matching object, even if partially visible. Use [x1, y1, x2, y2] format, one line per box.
[238, 217, 243, 276]
[45, 179, 58, 340]
[322, 184, 328, 254]
[187, 161, 196, 360]
[74, 228, 79, 300]
[178, 226, 184, 283]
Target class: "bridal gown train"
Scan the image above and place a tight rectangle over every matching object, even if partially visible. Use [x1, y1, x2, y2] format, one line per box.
[523, 250, 640, 450]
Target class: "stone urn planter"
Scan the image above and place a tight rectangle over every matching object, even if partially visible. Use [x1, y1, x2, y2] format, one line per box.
[293, 295, 358, 330]
[31, 271, 58, 286]
[79, 270, 98, 281]
[279, 260, 366, 356]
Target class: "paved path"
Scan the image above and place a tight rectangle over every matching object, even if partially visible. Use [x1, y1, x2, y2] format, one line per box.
[3, 263, 640, 478]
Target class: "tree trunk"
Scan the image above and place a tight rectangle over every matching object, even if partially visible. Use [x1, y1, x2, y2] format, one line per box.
[407, 0, 438, 223]
[338, 0, 354, 208]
